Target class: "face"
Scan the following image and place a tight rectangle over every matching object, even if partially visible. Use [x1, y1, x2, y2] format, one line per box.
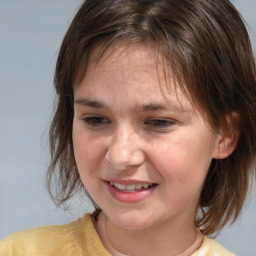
[72, 44, 219, 232]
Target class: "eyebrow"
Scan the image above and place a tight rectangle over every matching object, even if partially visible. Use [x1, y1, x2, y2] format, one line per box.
[135, 103, 171, 112]
[74, 98, 189, 113]
[74, 98, 105, 108]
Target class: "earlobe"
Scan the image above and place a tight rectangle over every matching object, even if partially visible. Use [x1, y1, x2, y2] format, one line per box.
[212, 112, 240, 159]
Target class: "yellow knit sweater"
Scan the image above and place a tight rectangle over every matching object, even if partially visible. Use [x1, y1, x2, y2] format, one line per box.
[0, 214, 235, 256]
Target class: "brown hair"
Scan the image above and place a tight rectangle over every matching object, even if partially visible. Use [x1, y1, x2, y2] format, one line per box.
[47, 0, 256, 235]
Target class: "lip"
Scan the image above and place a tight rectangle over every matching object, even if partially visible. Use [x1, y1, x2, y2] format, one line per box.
[104, 179, 157, 203]
[107, 178, 153, 185]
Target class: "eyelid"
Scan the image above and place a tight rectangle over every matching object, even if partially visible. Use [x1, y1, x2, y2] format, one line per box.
[80, 114, 111, 127]
[144, 118, 176, 128]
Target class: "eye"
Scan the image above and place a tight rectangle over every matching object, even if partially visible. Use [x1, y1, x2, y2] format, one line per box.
[81, 115, 110, 127]
[145, 119, 175, 128]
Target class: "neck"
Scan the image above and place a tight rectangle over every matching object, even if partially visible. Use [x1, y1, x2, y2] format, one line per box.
[96, 211, 203, 256]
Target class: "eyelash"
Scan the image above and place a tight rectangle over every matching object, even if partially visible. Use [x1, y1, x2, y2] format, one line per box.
[145, 119, 175, 128]
[81, 115, 175, 129]
[81, 116, 110, 126]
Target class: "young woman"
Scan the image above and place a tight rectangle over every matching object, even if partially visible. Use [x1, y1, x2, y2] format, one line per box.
[1, 0, 256, 255]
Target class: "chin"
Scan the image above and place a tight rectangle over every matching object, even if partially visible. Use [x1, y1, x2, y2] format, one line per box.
[107, 210, 154, 231]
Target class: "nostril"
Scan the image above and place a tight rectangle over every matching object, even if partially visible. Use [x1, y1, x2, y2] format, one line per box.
[105, 143, 145, 171]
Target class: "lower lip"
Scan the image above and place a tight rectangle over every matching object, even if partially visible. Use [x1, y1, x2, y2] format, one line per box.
[105, 181, 157, 203]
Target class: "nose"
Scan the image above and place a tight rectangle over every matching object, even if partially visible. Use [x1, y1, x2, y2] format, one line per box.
[105, 126, 145, 171]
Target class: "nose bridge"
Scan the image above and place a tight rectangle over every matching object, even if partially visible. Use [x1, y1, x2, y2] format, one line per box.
[105, 123, 144, 170]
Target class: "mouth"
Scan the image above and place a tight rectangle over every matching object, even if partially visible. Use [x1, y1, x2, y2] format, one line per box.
[108, 181, 156, 193]
[105, 180, 158, 203]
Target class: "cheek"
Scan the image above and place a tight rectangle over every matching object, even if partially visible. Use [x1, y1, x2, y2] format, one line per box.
[150, 135, 212, 185]
[73, 128, 105, 175]
[73, 132, 106, 198]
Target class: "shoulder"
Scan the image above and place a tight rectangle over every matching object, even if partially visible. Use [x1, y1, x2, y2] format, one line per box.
[192, 236, 236, 256]
[0, 214, 94, 256]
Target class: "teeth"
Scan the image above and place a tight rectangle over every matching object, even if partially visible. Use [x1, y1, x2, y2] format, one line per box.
[110, 182, 153, 192]
[142, 184, 150, 189]
[116, 183, 126, 190]
[126, 184, 136, 190]
[135, 184, 143, 189]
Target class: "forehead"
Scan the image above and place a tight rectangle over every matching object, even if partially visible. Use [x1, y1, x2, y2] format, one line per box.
[84, 43, 162, 83]
[75, 43, 193, 108]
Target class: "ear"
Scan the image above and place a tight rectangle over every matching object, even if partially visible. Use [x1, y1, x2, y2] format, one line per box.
[212, 112, 240, 159]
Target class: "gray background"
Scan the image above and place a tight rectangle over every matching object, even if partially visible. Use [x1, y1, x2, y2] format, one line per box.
[0, 1, 255, 255]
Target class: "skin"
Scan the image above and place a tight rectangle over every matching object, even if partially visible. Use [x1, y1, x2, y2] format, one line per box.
[72, 44, 222, 256]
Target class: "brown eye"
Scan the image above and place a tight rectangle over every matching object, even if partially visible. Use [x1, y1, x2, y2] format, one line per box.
[82, 116, 110, 126]
[145, 119, 175, 128]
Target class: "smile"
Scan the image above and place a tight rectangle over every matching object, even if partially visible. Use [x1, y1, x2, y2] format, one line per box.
[105, 180, 158, 203]
[109, 181, 155, 192]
